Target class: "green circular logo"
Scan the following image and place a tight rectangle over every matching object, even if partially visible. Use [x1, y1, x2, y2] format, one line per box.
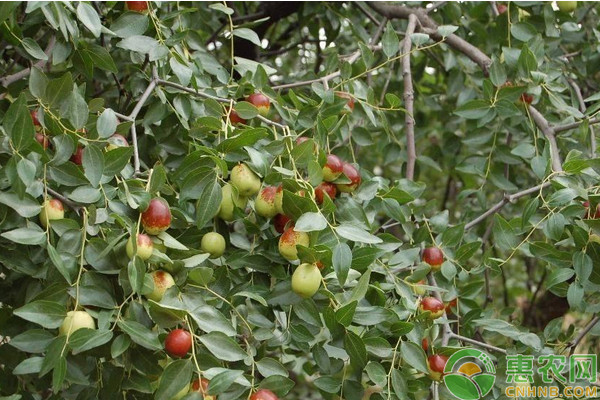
[443, 348, 496, 400]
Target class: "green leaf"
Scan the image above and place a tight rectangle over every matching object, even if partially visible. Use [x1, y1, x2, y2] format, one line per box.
[333, 243, 352, 286]
[454, 100, 492, 119]
[198, 332, 248, 362]
[196, 180, 222, 229]
[76, 3, 102, 37]
[104, 146, 133, 176]
[207, 370, 244, 394]
[295, 212, 328, 232]
[44, 73, 73, 108]
[1, 227, 45, 245]
[546, 268, 575, 289]
[155, 359, 193, 400]
[22, 38, 48, 60]
[9, 329, 55, 353]
[256, 358, 288, 378]
[110, 12, 149, 38]
[493, 214, 518, 250]
[97, 108, 119, 138]
[64, 89, 89, 129]
[344, 331, 367, 370]
[188, 305, 236, 337]
[83, 144, 104, 187]
[232, 28, 262, 46]
[117, 320, 161, 350]
[336, 225, 382, 244]
[69, 329, 113, 354]
[335, 301, 357, 327]
[29, 67, 48, 98]
[489, 58, 507, 87]
[234, 101, 259, 119]
[4, 94, 35, 151]
[400, 342, 428, 373]
[13, 301, 65, 329]
[0, 192, 40, 217]
[382, 21, 399, 58]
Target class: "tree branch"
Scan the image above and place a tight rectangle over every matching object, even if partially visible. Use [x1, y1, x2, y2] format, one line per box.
[568, 315, 600, 356]
[464, 182, 551, 230]
[47, 187, 83, 215]
[403, 14, 418, 181]
[368, 2, 492, 73]
[553, 117, 600, 134]
[528, 106, 563, 172]
[0, 36, 56, 87]
[449, 332, 508, 354]
[567, 77, 596, 157]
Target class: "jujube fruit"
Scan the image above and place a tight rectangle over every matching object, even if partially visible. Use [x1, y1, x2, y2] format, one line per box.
[218, 183, 248, 221]
[40, 198, 64, 229]
[315, 182, 337, 204]
[250, 389, 279, 400]
[147, 270, 175, 302]
[336, 162, 361, 193]
[278, 227, 309, 261]
[419, 297, 445, 319]
[291, 263, 322, 298]
[247, 93, 270, 117]
[201, 232, 226, 259]
[126, 233, 154, 260]
[106, 133, 129, 151]
[70, 146, 84, 165]
[126, 1, 148, 12]
[422, 247, 444, 271]
[230, 163, 261, 197]
[59, 310, 95, 336]
[255, 186, 278, 218]
[273, 213, 291, 234]
[322, 154, 344, 182]
[141, 197, 171, 235]
[428, 354, 448, 381]
[164, 328, 192, 358]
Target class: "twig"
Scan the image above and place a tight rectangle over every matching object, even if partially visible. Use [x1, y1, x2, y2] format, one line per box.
[554, 117, 600, 133]
[567, 77, 595, 157]
[354, 2, 381, 25]
[47, 187, 83, 215]
[403, 14, 418, 181]
[528, 106, 562, 172]
[127, 70, 158, 174]
[449, 332, 508, 354]
[368, 2, 492, 73]
[568, 315, 600, 356]
[490, 2, 500, 17]
[464, 182, 550, 230]
[0, 36, 56, 87]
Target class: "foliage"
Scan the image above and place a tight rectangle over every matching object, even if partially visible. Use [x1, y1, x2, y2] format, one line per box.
[1, 1, 600, 399]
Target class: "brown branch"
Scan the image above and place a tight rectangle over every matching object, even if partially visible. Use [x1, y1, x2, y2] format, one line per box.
[464, 182, 550, 230]
[567, 77, 596, 157]
[354, 2, 381, 25]
[528, 106, 562, 172]
[568, 315, 600, 356]
[368, 2, 492, 73]
[47, 187, 83, 215]
[554, 117, 600, 133]
[0, 36, 56, 87]
[403, 14, 418, 181]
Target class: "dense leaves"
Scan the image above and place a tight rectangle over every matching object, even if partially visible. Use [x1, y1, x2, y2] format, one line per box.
[1, 1, 600, 400]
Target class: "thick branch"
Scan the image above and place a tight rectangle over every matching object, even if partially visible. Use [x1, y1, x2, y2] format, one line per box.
[528, 106, 562, 172]
[554, 117, 600, 133]
[464, 182, 551, 230]
[403, 14, 418, 181]
[567, 77, 595, 157]
[368, 2, 492, 73]
[1, 36, 56, 87]
[569, 315, 600, 356]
